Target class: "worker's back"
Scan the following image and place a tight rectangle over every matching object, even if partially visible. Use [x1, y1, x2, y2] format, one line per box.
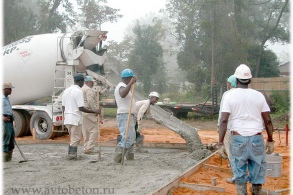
[221, 88, 270, 136]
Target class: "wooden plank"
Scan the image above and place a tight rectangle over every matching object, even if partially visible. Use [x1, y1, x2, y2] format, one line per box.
[151, 151, 217, 195]
[178, 183, 225, 192]
[203, 164, 232, 173]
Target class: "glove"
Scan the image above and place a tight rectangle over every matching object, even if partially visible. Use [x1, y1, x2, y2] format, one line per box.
[265, 140, 275, 154]
[217, 143, 228, 159]
[155, 119, 163, 125]
[137, 125, 142, 133]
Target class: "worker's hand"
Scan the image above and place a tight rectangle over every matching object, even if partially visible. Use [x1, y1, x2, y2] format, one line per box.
[155, 119, 163, 125]
[265, 140, 275, 154]
[137, 125, 142, 133]
[130, 76, 137, 85]
[216, 143, 228, 159]
[3, 116, 11, 122]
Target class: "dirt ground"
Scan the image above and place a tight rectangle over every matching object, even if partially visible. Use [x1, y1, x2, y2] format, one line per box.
[4, 117, 290, 195]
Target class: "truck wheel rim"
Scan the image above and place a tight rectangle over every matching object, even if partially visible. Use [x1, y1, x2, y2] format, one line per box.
[36, 117, 48, 134]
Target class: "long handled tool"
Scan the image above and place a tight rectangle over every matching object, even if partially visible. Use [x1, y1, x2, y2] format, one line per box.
[91, 86, 102, 163]
[14, 140, 28, 163]
[121, 83, 136, 165]
[97, 100, 102, 161]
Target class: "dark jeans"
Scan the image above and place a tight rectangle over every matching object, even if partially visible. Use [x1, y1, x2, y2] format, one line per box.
[3, 122, 15, 152]
[135, 122, 141, 139]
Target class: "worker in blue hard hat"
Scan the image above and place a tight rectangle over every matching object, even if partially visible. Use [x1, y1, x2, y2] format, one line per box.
[114, 69, 137, 163]
[217, 74, 236, 184]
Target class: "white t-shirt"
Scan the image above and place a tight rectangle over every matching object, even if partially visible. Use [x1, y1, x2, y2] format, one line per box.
[221, 88, 270, 136]
[114, 82, 136, 114]
[62, 85, 84, 125]
[135, 100, 152, 122]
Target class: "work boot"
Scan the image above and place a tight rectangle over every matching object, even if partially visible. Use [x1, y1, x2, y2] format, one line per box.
[126, 145, 134, 160]
[114, 146, 123, 163]
[3, 152, 10, 162]
[236, 183, 247, 195]
[252, 184, 262, 195]
[68, 146, 77, 160]
[135, 135, 148, 153]
[7, 150, 13, 161]
[115, 135, 122, 152]
[226, 178, 234, 184]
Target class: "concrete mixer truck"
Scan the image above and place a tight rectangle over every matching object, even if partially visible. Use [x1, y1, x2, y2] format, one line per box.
[3, 30, 112, 140]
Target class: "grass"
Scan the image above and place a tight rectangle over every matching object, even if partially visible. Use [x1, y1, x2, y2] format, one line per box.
[103, 108, 117, 117]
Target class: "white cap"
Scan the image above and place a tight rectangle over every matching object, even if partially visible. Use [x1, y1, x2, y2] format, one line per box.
[234, 64, 252, 79]
[148, 91, 160, 99]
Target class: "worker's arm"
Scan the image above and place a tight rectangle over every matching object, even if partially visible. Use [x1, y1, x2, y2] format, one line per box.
[218, 112, 230, 144]
[119, 77, 137, 98]
[79, 107, 101, 114]
[262, 112, 274, 142]
[262, 112, 275, 154]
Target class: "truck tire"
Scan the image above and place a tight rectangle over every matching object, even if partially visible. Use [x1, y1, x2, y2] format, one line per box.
[12, 110, 27, 137]
[20, 110, 32, 136]
[30, 111, 54, 140]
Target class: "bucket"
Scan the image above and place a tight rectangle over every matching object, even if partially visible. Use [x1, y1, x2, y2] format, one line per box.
[266, 153, 283, 177]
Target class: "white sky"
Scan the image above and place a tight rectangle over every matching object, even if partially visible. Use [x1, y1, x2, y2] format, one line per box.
[102, 0, 167, 43]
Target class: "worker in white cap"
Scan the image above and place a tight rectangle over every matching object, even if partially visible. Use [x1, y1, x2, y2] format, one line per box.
[62, 74, 101, 160]
[217, 64, 274, 194]
[3, 82, 15, 162]
[114, 69, 137, 163]
[135, 91, 163, 153]
[82, 76, 100, 154]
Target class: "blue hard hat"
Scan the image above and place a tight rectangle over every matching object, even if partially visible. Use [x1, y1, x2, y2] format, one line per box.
[121, 69, 134, 78]
[227, 75, 236, 88]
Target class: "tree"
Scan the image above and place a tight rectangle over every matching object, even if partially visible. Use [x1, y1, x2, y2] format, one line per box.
[78, 0, 122, 30]
[4, 0, 37, 45]
[4, 0, 122, 44]
[128, 22, 165, 93]
[247, 46, 280, 77]
[164, 0, 289, 91]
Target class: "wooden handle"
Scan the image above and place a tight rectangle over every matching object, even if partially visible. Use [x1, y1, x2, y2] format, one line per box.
[121, 83, 136, 165]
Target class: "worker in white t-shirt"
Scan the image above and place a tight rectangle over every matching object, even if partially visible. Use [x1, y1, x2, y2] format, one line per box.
[62, 74, 101, 160]
[114, 69, 137, 163]
[217, 64, 274, 194]
[135, 91, 163, 153]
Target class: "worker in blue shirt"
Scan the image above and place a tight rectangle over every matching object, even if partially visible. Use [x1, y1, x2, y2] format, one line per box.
[3, 82, 15, 162]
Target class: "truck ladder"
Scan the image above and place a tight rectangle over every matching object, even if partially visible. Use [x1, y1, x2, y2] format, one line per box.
[52, 62, 74, 132]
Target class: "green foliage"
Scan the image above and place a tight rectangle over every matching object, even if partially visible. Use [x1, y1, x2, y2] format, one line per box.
[164, 0, 289, 86]
[128, 21, 165, 93]
[4, 0, 37, 45]
[247, 45, 280, 77]
[4, 0, 122, 44]
[79, 0, 122, 29]
[269, 90, 290, 113]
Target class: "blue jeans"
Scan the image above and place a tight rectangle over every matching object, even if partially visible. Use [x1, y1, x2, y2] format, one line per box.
[117, 113, 135, 149]
[230, 134, 266, 184]
[3, 122, 15, 152]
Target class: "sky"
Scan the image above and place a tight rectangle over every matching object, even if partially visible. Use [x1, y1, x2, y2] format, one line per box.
[101, 0, 290, 63]
[102, 0, 166, 43]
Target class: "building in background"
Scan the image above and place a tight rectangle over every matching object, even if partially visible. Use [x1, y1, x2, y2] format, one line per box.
[278, 62, 290, 77]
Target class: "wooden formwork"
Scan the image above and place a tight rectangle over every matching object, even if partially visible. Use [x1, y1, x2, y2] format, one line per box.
[249, 77, 289, 91]
[151, 151, 218, 195]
